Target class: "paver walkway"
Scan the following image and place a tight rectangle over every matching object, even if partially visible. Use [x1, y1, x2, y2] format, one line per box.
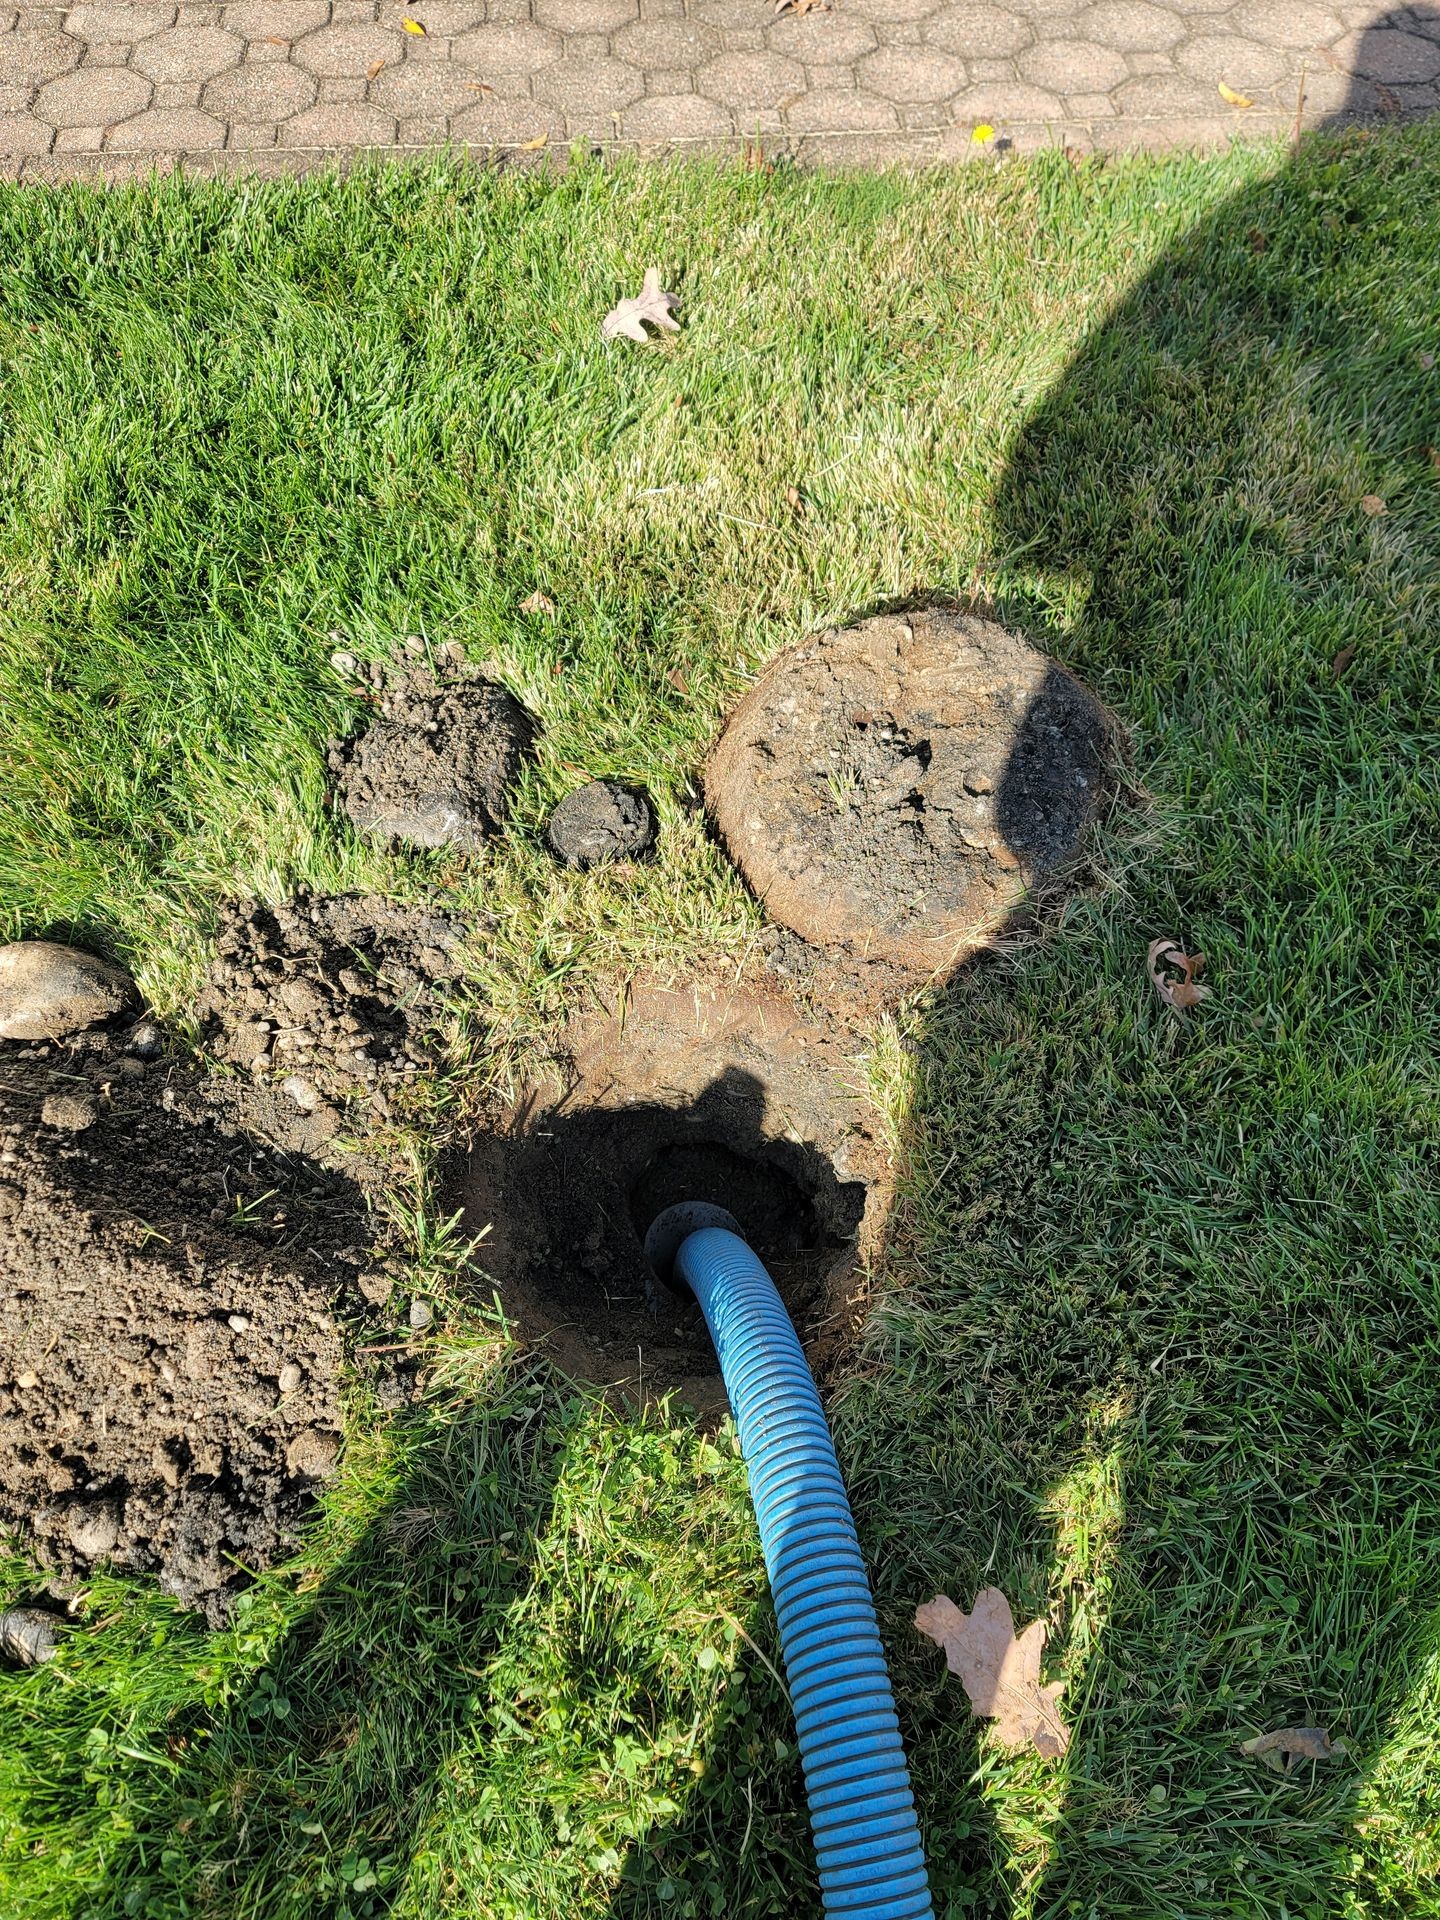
[0, 0, 1437, 177]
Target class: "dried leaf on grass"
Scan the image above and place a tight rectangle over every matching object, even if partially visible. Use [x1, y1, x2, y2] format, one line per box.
[520, 590, 555, 617]
[1147, 938, 1210, 1015]
[1218, 81, 1254, 109]
[915, 1588, 1070, 1759]
[1331, 643, 1357, 677]
[601, 268, 681, 344]
[1239, 1726, 1347, 1773]
[1361, 493, 1387, 516]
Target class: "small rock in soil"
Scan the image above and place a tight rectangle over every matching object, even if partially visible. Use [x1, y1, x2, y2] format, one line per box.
[330, 666, 534, 851]
[0, 1607, 61, 1666]
[0, 942, 135, 1042]
[285, 1428, 340, 1480]
[547, 781, 657, 871]
[705, 609, 1115, 976]
[39, 1092, 97, 1133]
[126, 1018, 163, 1059]
[408, 1296, 434, 1330]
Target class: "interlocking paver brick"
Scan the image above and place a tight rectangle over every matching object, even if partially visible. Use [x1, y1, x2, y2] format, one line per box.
[767, 12, 877, 62]
[924, 4, 1030, 57]
[293, 22, 398, 73]
[859, 45, 963, 99]
[280, 97, 394, 138]
[612, 18, 717, 68]
[1017, 38, 1127, 90]
[0, 0, 1425, 170]
[0, 28, 80, 84]
[133, 24, 243, 78]
[34, 64, 151, 124]
[621, 89, 729, 135]
[109, 102, 225, 143]
[695, 47, 804, 107]
[204, 60, 316, 116]
[451, 22, 562, 70]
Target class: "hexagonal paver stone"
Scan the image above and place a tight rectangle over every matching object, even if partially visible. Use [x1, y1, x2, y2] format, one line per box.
[1017, 39, 1127, 91]
[768, 12, 877, 62]
[695, 49, 805, 109]
[280, 100, 397, 143]
[533, 0, 637, 34]
[622, 92, 731, 138]
[202, 60, 316, 120]
[924, 4, 1031, 58]
[34, 65, 152, 127]
[787, 86, 898, 131]
[451, 24, 563, 72]
[0, 30, 81, 87]
[847, 0, 946, 24]
[108, 104, 226, 147]
[370, 61, 486, 114]
[534, 56, 643, 114]
[376, 0, 487, 31]
[0, 112, 55, 152]
[1347, 27, 1440, 82]
[858, 47, 964, 102]
[63, 6, 174, 39]
[1227, 1, 1343, 53]
[949, 80, 1062, 120]
[448, 97, 564, 144]
[133, 26, 242, 81]
[611, 19, 718, 70]
[220, 2, 331, 34]
[1072, 2, 1185, 51]
[292, 22, 399, 75]
[1174, 34, 1290, 88]
[1114, 72, 1219, 115]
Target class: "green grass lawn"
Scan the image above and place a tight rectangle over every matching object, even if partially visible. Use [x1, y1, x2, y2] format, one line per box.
[1, 130, 1438, 1920]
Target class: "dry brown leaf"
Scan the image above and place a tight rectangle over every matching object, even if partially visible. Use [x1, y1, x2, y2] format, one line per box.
[1147, 938, 1211, 1015]
[1427, 446, 1440, 472]
[1240, 1726, 1347, 1773]
[1218, 81, 1254, 109]
[1419, 351, 1435, 371]
[263, 34, 290, 45]
[1375, 81, 1403, 116]
[785, 485, 804, 513]
[467, 80, 495, 93]
[520, 590, 555, 617]
[367, 58, 386, 78]
[1361, 493, 1387, 516]
[775, 0, 830, 14]
[1331, 643, 1357, 677]
[520, 132, 549, 151]
[667, 665, 690, 695]
[915, 1588, 1070, 1759]
[601, 267, 681, 344]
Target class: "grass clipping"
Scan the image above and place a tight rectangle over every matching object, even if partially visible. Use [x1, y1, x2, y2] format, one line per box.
[916, 1588, 1070, 1759]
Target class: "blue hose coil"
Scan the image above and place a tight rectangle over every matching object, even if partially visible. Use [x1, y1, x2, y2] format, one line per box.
[675, 1226, 934, 1920]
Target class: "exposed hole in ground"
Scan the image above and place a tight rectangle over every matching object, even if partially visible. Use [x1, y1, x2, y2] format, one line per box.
[460, 980, 888, 1411]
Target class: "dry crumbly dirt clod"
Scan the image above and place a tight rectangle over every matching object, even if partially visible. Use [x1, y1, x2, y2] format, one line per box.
[705, 608, 1115, 976]
[0, 941, 136, 1043]
[547, 780, 657, 871]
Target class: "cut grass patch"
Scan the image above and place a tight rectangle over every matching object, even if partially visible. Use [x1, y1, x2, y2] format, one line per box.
[1, 132, 1438, 1918]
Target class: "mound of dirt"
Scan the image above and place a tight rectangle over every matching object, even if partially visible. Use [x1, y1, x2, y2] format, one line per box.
[0, 1040, 386, 1625]
[330, 669, 534, 851]
[706, 609, 1114, 975]
[547, 780, 656, 871]
[194, 892, 464, 1155]
[461, 980, 885, 1410]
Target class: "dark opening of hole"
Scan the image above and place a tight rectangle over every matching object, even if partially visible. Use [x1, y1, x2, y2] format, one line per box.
[630, 1142, 824, 1299]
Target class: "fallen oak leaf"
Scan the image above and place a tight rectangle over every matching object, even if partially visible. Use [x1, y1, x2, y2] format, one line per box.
[1147, 938, 1211, 1015]
[1331, 643, 1356, 677]
[601, 267, 681, 344]
[1240, 1726, 1347, 1774]
[915, 1588, 1070, 1759]
[1218, 81, 1254, 108]
[520, 590, 555, 616]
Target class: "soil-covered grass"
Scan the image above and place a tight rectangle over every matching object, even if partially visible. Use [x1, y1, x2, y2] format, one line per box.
[1, 132, 1438, 1919]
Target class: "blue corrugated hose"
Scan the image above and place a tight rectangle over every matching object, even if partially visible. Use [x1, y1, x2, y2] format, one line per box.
[674, 1224, 935, 1920]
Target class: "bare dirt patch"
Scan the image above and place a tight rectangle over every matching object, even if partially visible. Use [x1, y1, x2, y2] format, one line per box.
[706, 609, 1113, 976]
[460, 980, 889, 1412]
[0, 1038, 392, 1625]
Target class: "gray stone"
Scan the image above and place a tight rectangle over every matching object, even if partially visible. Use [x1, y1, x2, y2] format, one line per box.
[0, 1607, 61, 1667]
[0, 941, 135, 1040]
[67, 1502, 120, 1559]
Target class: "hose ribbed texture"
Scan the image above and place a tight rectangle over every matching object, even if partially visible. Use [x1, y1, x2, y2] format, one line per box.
[675, 1226, 934, 1920]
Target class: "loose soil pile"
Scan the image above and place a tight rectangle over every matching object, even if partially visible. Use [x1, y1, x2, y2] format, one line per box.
[547, 780, 656, 871]
[706, 610, 1113, 974]
[0, 1039, 385, 1624]
[194, 891, 464, 1157]
[329, 666, 534, 850]
[461, 981, 885, 1410]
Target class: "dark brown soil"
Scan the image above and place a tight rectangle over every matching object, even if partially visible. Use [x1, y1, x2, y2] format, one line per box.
[329, 669, 534, 851]
[706, 609, 1114, 976]
[547, 781, 656, 871]
[460, 980, 888, 1412]
[193, 891, 465, 1160]
[0, 1037, 393, 1625]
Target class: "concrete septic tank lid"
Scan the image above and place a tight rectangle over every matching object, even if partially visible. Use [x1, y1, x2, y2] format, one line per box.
[705, 608, 1115, 975]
